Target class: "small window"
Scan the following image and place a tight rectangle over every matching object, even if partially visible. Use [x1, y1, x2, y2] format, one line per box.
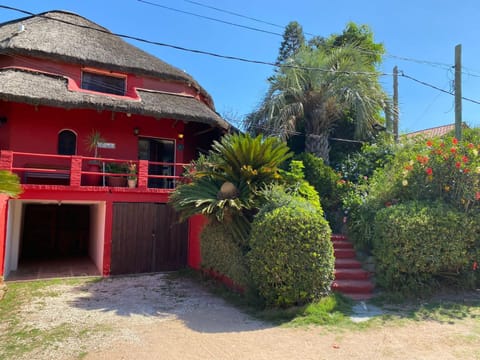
[58, 130, 77, 155]
[81, 71, 126, 96]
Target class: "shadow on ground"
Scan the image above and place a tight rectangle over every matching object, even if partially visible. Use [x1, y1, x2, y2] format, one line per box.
[67, 273, 270, 333]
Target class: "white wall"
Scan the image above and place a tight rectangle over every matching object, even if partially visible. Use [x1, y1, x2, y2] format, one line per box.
[89, 202, 105, 273]
[4, 200, 22, 277]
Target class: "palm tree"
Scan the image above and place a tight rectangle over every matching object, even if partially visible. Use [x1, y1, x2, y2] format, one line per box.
[245, 45, 388, 163]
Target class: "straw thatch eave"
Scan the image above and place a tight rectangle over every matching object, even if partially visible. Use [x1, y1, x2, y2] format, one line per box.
[0, 68, 230, 129]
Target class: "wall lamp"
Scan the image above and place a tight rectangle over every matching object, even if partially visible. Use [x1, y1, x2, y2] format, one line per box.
[178, 133, 184, 139]
[133, 127, 140, 136]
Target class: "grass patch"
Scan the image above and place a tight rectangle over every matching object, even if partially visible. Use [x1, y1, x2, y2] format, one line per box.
[173, 269, 360, 327]
[0, 277, 103, 359]
[175, 269, 480, 331]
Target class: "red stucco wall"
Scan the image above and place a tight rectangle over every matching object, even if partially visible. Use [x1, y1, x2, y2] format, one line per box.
[188, 214, 207, 270]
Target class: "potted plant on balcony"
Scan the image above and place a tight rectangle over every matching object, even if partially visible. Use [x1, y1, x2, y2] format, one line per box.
[105, 162, 128, 187]
[127, 162, 137, 188]
[83, 129, 105, 186]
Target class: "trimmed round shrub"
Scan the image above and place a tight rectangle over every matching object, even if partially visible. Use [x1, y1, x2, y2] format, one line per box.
[248, 202, 334, 307]
[373, 201, 477, 295]
[200, 221, 251, 289]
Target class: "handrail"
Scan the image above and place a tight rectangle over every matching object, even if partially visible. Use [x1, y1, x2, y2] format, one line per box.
[0, 150, 189, 189]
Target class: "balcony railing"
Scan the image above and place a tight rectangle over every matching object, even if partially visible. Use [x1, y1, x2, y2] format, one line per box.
[0, 150, 188, 190]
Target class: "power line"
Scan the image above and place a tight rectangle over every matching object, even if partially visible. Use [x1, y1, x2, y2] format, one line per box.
[0, 5, 390, 76]
[2, 5, 480, 107]
[136, 0, 283, 37]
[182, 0, 293, 31]
[400, 71, 480, 105]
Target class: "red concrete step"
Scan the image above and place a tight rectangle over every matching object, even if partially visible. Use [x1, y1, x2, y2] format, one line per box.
[332, 279, 374, 294]
[334, 268, 370, 280]
[334, 248, 356, 259]
[331, 234, 348, 241]
[331, 240, 354, 249]
[335, 258, 362, 269]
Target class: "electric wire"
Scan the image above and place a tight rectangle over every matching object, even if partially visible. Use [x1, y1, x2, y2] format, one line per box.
[2, 5, 480, 107]
[136, 0, 284, 37]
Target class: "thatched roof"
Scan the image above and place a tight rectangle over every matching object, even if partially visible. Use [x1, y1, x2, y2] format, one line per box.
[0, 68, 230, 129]
[0, 10, 213, 105]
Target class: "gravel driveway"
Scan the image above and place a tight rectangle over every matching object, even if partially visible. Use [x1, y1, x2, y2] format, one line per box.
[8, 273, 480, 360]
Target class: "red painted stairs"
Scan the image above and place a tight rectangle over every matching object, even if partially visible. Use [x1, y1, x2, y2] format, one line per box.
[331, 234, 374, 301]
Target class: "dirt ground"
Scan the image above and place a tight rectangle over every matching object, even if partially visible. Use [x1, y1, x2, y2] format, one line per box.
[9, 273, 480, 360]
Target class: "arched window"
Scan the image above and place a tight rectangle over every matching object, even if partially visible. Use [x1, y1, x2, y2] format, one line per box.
[58, 130, 77, 155]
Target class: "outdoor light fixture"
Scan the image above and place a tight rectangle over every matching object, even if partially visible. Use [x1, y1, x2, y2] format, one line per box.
[133, 127, 139, 136]
[178, 133, 184, 139]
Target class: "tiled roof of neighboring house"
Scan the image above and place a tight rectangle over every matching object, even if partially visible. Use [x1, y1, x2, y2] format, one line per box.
[404, 123, 469, 139]
[0, 68, 229, 128]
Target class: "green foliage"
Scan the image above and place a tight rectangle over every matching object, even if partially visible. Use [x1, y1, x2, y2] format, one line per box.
[208, 133, 293, 190]
[373, 201, 478, 295]
[344, 132, 480, 253]
[339, 135, 397, 182]
[247, 22, 387, 163]
[0, 170, 21, 197]
[296, 153, 347, 230]
[200, 221, 251, 289]
[248, 198, 334, 307]
[276, 21, 306, 64]
[279, 159, 322, 212]
[170, 133, 292, 243]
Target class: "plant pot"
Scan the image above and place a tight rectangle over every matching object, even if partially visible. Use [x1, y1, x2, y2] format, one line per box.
[128, 179, 137, 188]
[107, 175, 127, 187]
[83, 162, 102, 186]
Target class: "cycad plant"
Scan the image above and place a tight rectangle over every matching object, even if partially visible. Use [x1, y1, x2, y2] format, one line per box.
[169, 133, 292, 245]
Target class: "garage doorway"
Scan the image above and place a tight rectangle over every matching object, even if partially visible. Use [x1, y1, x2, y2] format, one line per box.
[6, 202, 103, 280]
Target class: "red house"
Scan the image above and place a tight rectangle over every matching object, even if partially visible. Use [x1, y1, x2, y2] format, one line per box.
[0, 11, 230, 279]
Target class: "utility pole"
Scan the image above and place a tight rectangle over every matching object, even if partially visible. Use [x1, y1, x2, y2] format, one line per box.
[393, 66, 399, 142]
[454, 44, 462, 140]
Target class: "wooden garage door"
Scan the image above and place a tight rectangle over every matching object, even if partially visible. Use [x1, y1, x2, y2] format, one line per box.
[110, 203, 188, 275]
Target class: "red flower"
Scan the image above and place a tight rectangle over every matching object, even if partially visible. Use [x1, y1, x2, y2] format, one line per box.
[426, 140, 433, 147]
[476, 192, 480, 200]
[452, 137, 458, 145]
[464, 168, 470, 174]
[451, 147, 457, 154]
[462, 155, 469, 163]
[473, 262, 479, 271]
[468, 143, 474, 149]
[425, 168, 433, 175]
[455, 162, 461, 169]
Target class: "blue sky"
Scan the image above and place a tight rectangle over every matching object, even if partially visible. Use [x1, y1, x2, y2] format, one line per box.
[1, 0, 480, 133]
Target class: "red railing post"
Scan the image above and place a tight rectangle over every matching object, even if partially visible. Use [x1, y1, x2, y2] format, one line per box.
[138, 160, 148, 189]
[70, 156, 82, 187]
[0, 151, 13, 171]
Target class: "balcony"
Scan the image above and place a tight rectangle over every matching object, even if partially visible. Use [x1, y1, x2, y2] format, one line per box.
[0, 150, 188, 192]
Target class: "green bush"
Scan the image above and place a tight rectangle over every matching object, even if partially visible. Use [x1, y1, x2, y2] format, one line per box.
[200, 221, 251, 289]
[297, 153, 347, 231]
[248, 198, 334, 307]
[373, 201, 477, 295]
[279, 160, 323, 214]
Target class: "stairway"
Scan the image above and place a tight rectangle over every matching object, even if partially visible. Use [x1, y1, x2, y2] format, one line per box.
[331, 234, 374, 301]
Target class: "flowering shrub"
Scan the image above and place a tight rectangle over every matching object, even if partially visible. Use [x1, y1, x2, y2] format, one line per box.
[374, 201, 479, 294]
[397, 136, 480, 213]
[343, 129, 480, 293]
